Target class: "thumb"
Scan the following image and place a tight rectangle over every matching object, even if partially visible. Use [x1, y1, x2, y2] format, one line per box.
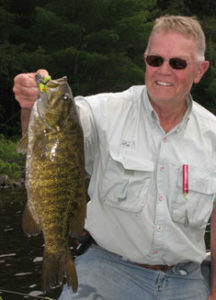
[36, 69, 50, 79]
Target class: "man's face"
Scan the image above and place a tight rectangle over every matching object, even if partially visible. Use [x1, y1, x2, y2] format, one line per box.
[145, 31, 207, 107]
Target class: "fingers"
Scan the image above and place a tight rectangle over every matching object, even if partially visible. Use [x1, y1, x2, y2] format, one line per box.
[13, 69, 50, 108]
[36, 69, 50, 79]
[13, 74, 38, 108]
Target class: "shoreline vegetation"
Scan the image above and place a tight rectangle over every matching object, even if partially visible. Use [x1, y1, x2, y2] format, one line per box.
[0, 134, 25, 188]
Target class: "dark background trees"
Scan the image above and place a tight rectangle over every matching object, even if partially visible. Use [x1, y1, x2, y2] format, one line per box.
[0, 0, 215, 137]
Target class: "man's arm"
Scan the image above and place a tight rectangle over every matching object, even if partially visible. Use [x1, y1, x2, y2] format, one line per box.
[21, 108, 32, 136]
[209, 207, 216, 299]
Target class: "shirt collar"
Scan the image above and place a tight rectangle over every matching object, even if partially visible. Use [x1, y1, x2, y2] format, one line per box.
[142, 87, 158, 128]
[142, 86, 193, 133]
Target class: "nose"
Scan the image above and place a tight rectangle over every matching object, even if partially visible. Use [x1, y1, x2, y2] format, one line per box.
[158, 60, 173, 73]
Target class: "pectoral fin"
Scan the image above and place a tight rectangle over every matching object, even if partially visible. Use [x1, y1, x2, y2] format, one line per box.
[32, 133, 49, 158]
[22, 203, 41, 236]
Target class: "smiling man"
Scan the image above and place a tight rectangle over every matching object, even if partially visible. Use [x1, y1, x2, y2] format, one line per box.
[13, 16, 216, 300]
[144, 17, 209, 133]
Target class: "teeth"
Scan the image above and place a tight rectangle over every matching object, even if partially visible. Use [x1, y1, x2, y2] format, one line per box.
[157, 81, 172, 86]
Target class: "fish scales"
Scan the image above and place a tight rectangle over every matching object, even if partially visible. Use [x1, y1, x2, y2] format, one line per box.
[19, 76, 86, 293]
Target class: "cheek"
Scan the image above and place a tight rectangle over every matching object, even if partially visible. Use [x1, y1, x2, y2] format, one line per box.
[177, 72, 194, 89]
[144, 68, 149, 80]
[145, 68, 156, 84]
[179, 67, 200, 86]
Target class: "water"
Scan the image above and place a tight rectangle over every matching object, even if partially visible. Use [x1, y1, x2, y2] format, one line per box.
[0, 187, 62, 300]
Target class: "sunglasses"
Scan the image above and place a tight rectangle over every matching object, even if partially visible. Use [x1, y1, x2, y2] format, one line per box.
[145, 55, 200, 70]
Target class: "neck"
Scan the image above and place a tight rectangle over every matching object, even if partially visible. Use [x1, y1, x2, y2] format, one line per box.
[150, 100, 187, 133]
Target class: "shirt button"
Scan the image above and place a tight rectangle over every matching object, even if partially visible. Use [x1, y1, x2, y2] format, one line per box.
[157, 225, 162, 232]
[163, 137, 168, 142]
[159, 195, 163, 201]
[154, 250, 158, 254]
[160, 166, 165, 171]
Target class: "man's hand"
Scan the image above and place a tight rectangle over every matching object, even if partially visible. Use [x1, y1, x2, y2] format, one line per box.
[13, 69, 49, 108]
[13, 69, 49, 135]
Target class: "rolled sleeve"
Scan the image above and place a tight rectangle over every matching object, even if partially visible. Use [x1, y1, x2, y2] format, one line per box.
[75, 96, 98, 175]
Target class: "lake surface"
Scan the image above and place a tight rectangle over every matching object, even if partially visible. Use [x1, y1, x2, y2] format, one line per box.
[0, 187, 62, 300]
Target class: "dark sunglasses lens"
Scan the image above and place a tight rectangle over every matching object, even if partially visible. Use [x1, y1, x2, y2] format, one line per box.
[170, 58, 187, 69]
[146, 55, 164, 67]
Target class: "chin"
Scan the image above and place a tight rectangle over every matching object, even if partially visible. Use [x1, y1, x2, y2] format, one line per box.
[150, 95, 174, 104]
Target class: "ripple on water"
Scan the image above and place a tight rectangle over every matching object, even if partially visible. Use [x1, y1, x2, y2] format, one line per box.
[0, 187, 61, 299]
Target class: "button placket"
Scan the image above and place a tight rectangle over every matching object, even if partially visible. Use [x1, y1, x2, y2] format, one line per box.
[152, 136, 169, 255]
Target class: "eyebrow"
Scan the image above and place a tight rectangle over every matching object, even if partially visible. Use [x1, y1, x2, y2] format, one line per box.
[146, 52, 191, 60]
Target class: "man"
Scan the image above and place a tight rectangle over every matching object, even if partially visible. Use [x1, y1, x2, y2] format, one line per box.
[13, 16, 216, 299]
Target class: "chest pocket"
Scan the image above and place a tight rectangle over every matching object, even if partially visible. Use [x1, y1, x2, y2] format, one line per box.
[99, 149, 154, 213]
[171, 167, 216, 228]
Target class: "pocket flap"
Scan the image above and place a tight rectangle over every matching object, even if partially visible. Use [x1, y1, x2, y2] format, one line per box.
[109, 149, 154, 172]
[177, 167, 216, 195]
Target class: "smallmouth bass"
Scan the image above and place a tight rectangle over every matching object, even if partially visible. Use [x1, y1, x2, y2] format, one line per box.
[17, 75, 86, 292]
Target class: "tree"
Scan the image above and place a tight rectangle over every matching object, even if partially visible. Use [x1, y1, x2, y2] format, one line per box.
[0, 0, 158, 136]
[1, 0, 216, 137]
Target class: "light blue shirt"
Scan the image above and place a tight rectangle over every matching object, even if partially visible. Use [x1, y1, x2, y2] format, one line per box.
[75, 85, 216, 265]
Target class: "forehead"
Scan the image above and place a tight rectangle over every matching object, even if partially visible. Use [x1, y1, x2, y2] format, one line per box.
[148, 31, 198, 58]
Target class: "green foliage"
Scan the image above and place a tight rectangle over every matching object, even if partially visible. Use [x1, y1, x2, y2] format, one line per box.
[0, 0, 159, 137]
[0, 134, 25, 180]
[0, 42, 24, 82]
[0, 0, 216, 137]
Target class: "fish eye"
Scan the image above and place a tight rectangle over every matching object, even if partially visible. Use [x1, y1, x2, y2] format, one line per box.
[63, 95, 68, 101]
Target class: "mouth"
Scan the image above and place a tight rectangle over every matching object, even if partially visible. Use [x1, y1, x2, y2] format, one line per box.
[156, 81, 173, 87]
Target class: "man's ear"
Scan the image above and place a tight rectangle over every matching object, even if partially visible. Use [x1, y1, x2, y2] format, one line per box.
[193, 60, 210, 84]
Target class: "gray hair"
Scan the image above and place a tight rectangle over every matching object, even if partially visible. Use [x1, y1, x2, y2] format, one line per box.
[146, 15, 206, 60]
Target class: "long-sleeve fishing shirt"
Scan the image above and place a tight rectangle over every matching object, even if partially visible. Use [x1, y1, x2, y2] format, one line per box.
[75, 85, 216, 266]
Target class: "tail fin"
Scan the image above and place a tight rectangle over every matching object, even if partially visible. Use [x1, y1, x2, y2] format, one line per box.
[41, 250, 78, 293]
[65, 252, 78, 292]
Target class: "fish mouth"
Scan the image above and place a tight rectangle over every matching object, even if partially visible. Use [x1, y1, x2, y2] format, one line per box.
[156, 81, 173, 87]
